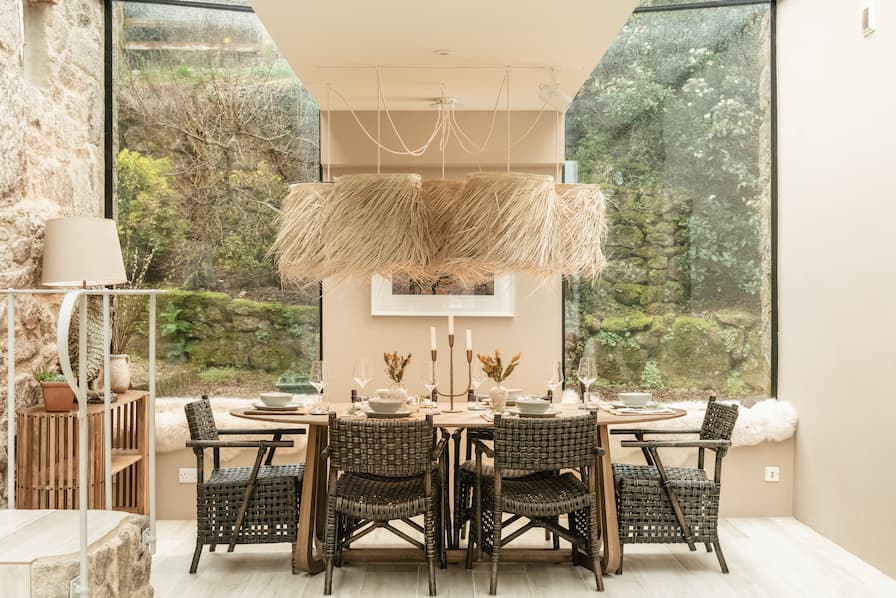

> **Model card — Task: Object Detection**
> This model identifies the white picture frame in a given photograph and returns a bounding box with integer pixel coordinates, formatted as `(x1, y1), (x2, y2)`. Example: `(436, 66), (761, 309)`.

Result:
(371, 273), (515, 317)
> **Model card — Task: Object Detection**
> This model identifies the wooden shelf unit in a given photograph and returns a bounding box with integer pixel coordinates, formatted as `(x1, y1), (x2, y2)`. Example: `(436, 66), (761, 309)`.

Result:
(15, 390), (149, 514)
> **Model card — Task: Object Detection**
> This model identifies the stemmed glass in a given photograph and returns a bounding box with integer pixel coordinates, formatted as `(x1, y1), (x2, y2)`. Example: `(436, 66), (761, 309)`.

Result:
(309, 360), (329, 414)
(422, 369), (439, 398)
(352, 359), (371, 398)
(468, 368), (487, 410)
(577, 357), (597, 400)
(546, 360), (564, 400)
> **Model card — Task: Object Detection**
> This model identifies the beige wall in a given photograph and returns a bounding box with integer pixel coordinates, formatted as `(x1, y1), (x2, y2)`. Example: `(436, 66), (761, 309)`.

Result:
(778, 0), (896, 578)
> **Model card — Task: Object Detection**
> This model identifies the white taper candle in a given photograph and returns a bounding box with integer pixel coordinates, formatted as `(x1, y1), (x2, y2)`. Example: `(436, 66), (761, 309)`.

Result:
(466, 329), (472, 351)
(430, 326), (437, 350)
(448, 314), (454, 335)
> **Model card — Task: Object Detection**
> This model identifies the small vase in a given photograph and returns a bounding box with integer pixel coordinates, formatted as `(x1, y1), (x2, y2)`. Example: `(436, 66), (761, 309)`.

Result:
(385, 382), (408, 403)
(109, 354), (131, 393)
(489, 383), (508, 413)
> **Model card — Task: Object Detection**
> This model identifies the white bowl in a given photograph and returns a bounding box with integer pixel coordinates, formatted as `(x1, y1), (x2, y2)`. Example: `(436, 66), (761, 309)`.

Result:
(516, 397), (550, 414)
(367, 397), (404, 413)
(260, 392), (293, 407)
(618, 392), (652, 408)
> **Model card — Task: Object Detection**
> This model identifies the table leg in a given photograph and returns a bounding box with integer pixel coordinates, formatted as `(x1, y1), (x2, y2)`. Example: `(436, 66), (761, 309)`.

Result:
(597, 424), (620, 574)
(295, 425), (326, 574)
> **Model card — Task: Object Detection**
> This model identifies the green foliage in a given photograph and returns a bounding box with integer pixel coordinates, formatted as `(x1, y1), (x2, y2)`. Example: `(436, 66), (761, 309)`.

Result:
(159, 302), (194, 360)
(719, 327), (739, 353)
(255, 327), (272, 345)
(640, 360), (663, 389)
(37, 371), (65, 382)
(596, 329), (639, 351)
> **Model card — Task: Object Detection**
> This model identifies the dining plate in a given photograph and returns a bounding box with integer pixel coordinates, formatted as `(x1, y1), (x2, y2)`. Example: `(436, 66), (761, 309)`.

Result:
(252, 402), (301, 412)
(363, 409), (412, 419)
(506, 407), (560, 418)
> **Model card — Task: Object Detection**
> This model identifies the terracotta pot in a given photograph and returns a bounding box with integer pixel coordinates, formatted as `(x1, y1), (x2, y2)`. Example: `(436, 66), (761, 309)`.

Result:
(109, 354), (131, 393)
(41, 381), (75, 412)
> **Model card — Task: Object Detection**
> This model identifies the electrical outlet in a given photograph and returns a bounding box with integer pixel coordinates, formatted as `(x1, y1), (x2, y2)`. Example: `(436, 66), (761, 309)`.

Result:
(178, 467), (198, 484)
(764, 466), (780, 483)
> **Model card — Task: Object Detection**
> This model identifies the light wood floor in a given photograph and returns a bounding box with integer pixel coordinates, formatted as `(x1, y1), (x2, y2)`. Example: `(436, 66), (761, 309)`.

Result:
(150, 518), (896, 597)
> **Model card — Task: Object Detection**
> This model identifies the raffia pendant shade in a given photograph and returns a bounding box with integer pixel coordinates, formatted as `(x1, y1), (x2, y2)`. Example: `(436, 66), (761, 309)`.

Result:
(321, 173), (430, 281)
(421, 180), (464, 278)
(439, 172), (559, 285)
(556, 183), (608, 280)
(274, 182), (332, 283)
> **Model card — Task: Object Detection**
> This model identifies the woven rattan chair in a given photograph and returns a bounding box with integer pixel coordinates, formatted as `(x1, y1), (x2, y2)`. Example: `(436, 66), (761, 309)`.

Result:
(184, 397), (306, 573)
(611, 396), (739, 574)
(323, 413), (447, 596)
(466, 412), (605, 594)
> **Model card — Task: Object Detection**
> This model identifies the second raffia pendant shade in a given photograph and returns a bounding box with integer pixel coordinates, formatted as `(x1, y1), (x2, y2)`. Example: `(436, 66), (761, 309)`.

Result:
(274, 172), (607, 285)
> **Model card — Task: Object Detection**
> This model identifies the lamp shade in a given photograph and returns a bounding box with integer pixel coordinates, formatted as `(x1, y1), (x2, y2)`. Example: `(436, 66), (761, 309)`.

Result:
(41, 217), (127, 287)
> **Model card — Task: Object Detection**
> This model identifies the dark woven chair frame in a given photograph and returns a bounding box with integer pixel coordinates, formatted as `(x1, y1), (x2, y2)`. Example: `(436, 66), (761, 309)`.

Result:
(323, 413), (446, 596)
(184, 397), (306, 574)
(611, 395), (739, 574)
(466, 412), (605, 594)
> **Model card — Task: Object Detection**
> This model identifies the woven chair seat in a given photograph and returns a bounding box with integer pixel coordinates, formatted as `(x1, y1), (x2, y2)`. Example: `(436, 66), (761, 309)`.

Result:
(206, 464), (304, 487)
(333, 472), (433, 521)
(612, 463), (707, 484)
(459, 460), (555, 480)
(483, 472), (591, 517)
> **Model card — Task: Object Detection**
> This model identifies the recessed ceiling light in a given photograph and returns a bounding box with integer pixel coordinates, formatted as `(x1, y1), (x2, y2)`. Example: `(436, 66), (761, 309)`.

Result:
(434, 49), (451, 56)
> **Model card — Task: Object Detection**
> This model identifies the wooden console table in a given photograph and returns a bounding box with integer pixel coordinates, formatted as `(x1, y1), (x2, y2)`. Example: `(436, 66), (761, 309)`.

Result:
(15, 390), (149, 514)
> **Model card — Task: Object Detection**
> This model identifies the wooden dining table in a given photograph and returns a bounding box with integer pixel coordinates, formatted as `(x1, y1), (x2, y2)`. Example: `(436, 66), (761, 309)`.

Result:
(230, 402), (685, 575)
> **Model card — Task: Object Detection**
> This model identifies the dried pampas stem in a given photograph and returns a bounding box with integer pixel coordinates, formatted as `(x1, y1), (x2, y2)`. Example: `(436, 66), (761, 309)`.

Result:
(556, 183), (608, 280)
(440, 172), (559, 285)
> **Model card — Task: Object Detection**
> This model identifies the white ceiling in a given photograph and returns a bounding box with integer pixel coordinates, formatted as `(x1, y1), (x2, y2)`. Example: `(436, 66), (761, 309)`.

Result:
(250, 0), (638, 110)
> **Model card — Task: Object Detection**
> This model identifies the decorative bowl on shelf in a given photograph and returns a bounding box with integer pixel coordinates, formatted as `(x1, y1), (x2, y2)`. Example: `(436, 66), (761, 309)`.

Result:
(516, 396), (550, 414)
(618, 392), (652, 408)
(260, 391), (293, 407)
(367, 397), (404, 413)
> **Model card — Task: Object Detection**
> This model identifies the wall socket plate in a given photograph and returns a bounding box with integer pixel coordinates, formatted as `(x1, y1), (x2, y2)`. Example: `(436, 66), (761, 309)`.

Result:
(178, 467), (198, 484)
(764, 466), (780, 482)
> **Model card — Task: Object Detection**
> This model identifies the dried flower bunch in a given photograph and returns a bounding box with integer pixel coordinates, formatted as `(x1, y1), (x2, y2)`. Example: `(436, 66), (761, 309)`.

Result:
(477, 350), (521, 383)
(384, 351), (412, 384)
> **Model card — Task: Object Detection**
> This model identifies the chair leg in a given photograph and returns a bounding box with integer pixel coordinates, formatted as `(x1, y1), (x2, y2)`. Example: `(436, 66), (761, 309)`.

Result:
(552, 519), (560, 550)
(208, 542), (216, 553)
(616, 544), (623, 575)
(588, 507), (604, 592)
(291, 542), (298, 575)
(489, 507), (503, 595)
(712, 539), (729, 574)
(324, 558), (334, 595)
(324, 496), (338, 595)
(425, 498), (438, 596)
(189, 542), (203, 574)
(705, 541), (713, 553)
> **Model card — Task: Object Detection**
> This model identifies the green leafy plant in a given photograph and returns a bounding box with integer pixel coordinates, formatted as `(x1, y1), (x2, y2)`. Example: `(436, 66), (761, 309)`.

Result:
(37, 371), (66, 383)
(640, 360), (663, 389)
(160, 302), (194, 360)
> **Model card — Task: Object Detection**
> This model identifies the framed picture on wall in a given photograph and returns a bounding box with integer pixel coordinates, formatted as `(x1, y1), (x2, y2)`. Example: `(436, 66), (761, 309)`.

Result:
(371, 273), (515, 317)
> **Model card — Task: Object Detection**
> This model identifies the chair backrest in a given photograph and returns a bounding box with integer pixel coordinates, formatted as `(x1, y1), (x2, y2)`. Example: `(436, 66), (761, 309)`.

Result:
(185, 396), (219, 441)
(493, 412), (597, 472)
(327, 413), (434, 477)
(700, 396), (739, 441)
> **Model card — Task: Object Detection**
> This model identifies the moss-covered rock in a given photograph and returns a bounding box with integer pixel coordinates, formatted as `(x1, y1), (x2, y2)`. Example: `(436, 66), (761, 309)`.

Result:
(612, 283), (654, 307)
(607, 225), (644, 249)
(714, 308), (760, 328)
(604, 257), (649, 284)
(647, 256), (668, 269)
(600, 312), (653, 333)
(658, 316), (728, 389)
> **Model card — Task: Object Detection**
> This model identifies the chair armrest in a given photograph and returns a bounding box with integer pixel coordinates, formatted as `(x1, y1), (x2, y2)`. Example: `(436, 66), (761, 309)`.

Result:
(218, 428), (307, 436)
(593, 447), (606, 456)
(620, 439), (731, 449)
(186, 439), (294, 449)
(611, 428), (703, 436)
(472, 438), (494, 458)
(320, 447), (331, 460)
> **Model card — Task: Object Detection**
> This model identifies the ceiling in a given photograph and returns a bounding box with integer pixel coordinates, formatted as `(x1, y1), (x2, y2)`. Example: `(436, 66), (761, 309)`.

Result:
(250, 0), (639, 111)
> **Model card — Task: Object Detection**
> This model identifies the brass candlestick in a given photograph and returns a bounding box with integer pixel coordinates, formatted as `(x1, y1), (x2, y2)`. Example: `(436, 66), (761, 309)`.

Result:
(431, 333), (472, 413)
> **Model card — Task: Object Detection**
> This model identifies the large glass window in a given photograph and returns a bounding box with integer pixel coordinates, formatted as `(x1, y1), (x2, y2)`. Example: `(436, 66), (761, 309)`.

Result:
(113, 1), (321, 397)
(564, 1), (773, 402)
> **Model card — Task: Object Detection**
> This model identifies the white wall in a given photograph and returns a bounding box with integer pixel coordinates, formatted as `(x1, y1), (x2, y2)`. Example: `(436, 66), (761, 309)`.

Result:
(778, 0), (896, 578)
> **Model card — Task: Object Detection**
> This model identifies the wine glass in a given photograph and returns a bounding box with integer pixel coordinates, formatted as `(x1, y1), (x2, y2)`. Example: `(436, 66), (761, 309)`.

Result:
(469, 368), (487, 410)
(422, 369), (439, 400)
(546, 360), (564, 400)
(577, 357), (597, 399)
(352, 358), (371, 397)
(309, 360), (328, 401)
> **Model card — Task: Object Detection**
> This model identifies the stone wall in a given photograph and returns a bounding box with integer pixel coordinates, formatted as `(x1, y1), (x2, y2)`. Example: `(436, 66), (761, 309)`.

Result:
(30, 514), (153, 598)
(0, 0), (105, 507)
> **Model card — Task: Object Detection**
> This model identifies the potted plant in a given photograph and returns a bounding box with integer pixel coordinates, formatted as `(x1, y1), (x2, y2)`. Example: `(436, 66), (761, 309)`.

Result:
(383, 351), (412, 401)
(477, 350), (521, 413)
(37, 370), (75, 412)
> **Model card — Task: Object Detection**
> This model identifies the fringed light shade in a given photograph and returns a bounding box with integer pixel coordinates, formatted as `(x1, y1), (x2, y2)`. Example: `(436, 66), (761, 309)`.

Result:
(421, 179), (464, 277)
(274, 182), (331, 283)
(556, 183), (608, 280)
(439, 172), (559, 285)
